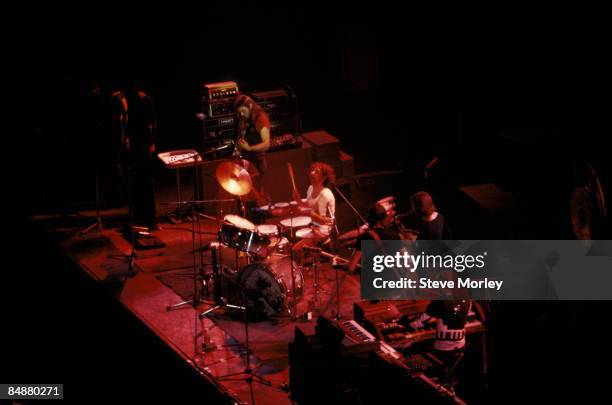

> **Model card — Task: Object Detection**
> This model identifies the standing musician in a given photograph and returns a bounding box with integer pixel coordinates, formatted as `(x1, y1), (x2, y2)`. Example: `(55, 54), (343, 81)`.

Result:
(113, 83), (158, 229)
(129, 85), (158, 229)
(234, 94), (271, 204)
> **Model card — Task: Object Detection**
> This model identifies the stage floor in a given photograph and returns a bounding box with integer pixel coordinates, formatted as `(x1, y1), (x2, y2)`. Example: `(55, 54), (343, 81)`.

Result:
(34, 208), (362, 404)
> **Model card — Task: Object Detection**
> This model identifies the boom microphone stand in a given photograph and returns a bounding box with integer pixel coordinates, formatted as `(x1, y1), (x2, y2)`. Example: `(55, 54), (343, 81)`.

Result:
(334, 185), (368, 227)
(80, 166), (104, 235)
(165, 145), (234, 311)
(328, 207), (343, 320)
(216, 290), (272, 405)
(80, 85), (108, 235)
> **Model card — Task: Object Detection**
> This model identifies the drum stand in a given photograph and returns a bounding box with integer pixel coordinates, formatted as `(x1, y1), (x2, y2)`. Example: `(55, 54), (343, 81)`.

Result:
(308, 249), (328, 313)
(303, 213), (344, 320)
(287, 209), (301, 321)
(166, 205), (219, 312)
(166, 147), (234, 310)
(265, 210), (302, 324)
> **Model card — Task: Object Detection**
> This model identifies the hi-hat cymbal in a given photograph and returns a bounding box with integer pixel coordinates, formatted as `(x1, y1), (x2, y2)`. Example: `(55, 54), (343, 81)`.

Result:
(216, 160), (253, 196)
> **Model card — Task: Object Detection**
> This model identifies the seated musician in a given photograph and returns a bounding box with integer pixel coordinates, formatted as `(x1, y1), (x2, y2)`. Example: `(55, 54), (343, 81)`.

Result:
(293, 162), (336, 224)
(291, 162), (337, 263)
(347, 197), (401, 273)
(400, 300), (472, 383)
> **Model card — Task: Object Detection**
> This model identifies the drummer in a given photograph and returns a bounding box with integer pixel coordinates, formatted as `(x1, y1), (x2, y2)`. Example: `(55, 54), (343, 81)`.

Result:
(293, 162), (336, 225)
(291, 162), (336, 263)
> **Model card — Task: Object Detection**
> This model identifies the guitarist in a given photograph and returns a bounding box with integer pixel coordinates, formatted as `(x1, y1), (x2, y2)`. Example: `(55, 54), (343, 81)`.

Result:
(234, 94), (271, 204)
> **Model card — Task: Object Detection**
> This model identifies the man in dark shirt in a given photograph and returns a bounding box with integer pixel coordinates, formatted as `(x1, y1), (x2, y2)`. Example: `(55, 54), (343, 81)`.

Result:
(348, 197), (401, 273)
(411, 191), (452, 240)
(126, 85), (157, 229)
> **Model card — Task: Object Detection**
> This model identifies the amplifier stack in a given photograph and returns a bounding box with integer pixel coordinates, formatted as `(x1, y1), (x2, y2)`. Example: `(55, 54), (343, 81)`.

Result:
(200, 82), (300, 155)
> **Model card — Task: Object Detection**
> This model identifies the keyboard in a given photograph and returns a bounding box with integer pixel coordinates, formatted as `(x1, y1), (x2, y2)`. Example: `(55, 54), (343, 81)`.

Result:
(157, 150), (203, 169)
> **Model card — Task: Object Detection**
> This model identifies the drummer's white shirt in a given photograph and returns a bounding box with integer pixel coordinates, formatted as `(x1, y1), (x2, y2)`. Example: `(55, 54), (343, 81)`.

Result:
(306, 186), (335, 218)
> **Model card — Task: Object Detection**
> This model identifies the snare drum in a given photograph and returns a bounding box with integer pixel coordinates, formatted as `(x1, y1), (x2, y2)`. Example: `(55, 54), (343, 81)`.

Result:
(257, 224), (290, 253)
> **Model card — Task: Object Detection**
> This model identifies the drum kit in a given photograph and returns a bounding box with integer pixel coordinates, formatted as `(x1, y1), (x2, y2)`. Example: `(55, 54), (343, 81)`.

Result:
(201, 159), (333, 321)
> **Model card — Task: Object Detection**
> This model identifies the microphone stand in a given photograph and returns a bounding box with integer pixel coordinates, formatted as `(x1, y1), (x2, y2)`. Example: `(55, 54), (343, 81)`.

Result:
(165, 145), (234, 312)
(334, 185), (368, 226)
(289, 208), (299, 321)
(215, 290), (273, 405)
(80, 165), (104, 235)
(80, 87), (108, 235)
(328, 206), (343, 320)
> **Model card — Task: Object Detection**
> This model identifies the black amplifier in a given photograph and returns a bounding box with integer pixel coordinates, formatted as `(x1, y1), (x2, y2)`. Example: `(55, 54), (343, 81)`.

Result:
(204, 99), (236, 118)
(252, 88), (296, 116)
(200, 84), (299, 140)
(202, 81), (239, 119)
(202, 115), (238, 140)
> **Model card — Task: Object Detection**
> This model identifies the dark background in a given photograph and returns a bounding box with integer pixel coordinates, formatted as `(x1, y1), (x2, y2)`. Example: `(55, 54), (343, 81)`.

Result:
(15, 5), (611, 226)
(5, 4), (611, 403)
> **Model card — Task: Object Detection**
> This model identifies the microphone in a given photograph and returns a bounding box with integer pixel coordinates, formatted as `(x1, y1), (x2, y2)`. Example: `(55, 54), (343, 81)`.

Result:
(425, 156), (439, 170)
(212, 144), (232, 152)
(394, 210), (414, 219)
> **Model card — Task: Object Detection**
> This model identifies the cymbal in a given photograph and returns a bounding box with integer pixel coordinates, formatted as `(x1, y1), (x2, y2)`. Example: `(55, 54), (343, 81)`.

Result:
(216, 160), (253, 196)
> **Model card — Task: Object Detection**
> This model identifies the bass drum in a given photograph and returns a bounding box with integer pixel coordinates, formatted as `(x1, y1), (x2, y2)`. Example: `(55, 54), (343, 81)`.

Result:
(238, 254), (304, 319)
